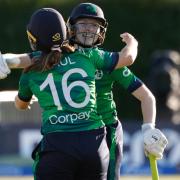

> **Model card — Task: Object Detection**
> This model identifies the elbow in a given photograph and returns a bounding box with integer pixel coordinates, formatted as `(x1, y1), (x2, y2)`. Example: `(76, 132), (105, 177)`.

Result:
(116, 54), (136, 69)
(126, 47), (138, 66)
(150, 93), (156, 105)
(126, 55), (135, 66)
(120, 55), (135, 67)
(14, 95), (29, 110)
(138, 87), (156, 105)
(15, 102), (28, 110)
(145, 91), (156, 106)
(118, 42), (138, 67)
(122, 50), (137, 66)
(126, 49), (138, 66)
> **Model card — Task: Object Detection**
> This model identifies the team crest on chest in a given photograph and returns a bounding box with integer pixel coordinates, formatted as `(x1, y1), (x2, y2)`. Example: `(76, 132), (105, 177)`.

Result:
(95, 70), (103, 80)
(123, 68), (131, 77)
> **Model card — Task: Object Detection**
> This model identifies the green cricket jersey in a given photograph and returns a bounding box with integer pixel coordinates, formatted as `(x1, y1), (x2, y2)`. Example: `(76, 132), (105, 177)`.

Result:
(95, 66), (143, 125)
(18, 48), (119, 134)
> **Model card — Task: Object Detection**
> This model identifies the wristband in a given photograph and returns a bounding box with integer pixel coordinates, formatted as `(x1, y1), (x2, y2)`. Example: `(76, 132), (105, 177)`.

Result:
(142, 123), (155, 133)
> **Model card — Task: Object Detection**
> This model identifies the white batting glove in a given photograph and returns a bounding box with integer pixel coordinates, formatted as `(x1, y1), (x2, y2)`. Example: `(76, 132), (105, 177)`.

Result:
(0, 52), (11, 79)
(142, 123), (168, 159)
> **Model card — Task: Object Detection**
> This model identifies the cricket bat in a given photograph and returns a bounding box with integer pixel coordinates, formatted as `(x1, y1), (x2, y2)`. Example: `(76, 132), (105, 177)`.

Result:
(148, 154), (159, 180)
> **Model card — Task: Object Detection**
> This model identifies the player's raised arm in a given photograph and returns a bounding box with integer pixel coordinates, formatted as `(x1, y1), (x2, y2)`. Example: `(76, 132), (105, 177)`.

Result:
(2, 53), (31, 68)
(115, 32), (138, 69)
(0, 32), (137, 78)
(0, 52), (11, 79)
(0, 53), (32, 79)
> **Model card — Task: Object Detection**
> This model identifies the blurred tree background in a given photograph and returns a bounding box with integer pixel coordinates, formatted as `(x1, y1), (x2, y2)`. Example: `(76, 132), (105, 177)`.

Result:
(0, 0), (180, 121)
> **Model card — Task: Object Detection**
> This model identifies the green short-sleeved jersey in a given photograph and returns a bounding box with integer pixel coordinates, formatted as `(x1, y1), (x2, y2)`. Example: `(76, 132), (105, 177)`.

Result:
(18, 48), (119, 134)
(95, 66), (143, 125)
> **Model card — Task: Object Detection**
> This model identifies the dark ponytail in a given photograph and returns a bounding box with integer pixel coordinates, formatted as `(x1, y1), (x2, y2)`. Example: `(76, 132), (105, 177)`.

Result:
(24, 50), (61, 73)
(24, 43), (75, 73)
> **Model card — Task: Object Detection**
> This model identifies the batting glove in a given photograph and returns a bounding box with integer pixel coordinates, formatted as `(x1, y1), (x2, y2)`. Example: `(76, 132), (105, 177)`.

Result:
(142, 123), (168, 159)
(0, 52), (11, 79)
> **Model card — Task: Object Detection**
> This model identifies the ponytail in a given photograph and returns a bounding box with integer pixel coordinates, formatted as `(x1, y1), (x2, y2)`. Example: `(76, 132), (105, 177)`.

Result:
(23, 50), (61, 73)
(24, 42), (75, 73)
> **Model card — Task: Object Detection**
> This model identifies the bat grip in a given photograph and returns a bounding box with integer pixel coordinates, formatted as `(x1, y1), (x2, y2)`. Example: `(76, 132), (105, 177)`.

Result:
(148, 154), (159, 180)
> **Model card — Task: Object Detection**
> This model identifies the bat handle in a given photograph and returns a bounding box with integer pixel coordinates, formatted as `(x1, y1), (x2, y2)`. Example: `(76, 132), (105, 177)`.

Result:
(148, 154), (159, 180)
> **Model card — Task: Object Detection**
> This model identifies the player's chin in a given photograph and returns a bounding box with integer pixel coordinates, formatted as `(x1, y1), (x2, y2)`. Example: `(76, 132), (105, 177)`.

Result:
(77, 40), (94, 47)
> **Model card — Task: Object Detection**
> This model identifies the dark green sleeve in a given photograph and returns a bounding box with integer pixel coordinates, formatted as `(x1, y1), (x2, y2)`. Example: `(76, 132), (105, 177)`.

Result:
(110, 66), (143, 92)
(18, 73), (33, 102)
(92, 48), (119, 71)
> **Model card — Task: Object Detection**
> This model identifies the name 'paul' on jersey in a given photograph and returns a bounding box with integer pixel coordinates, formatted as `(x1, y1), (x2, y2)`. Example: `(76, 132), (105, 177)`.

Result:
(18, 48), (119, 134)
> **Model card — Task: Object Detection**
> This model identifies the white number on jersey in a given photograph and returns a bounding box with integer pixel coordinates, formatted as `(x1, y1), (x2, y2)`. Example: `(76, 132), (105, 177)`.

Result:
(40, 68), (90, 110)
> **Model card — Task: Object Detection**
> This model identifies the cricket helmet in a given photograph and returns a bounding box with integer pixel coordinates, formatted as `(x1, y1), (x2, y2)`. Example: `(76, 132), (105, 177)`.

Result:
(67, 3), (108, 46)
(27, 8), (67, 52)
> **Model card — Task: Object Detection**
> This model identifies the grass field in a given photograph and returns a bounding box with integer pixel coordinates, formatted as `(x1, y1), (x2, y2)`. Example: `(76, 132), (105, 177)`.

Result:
(0, 176), (179, 180)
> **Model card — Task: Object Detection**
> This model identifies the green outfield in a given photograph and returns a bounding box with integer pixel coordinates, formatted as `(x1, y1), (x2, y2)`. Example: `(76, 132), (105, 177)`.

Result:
(0, 176), (179, 180)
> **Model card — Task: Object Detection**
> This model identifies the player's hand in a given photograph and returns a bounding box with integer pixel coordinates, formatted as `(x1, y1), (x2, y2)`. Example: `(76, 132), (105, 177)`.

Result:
(142, 123), (168, 159)
(0, 52), (11, 79)
(120, 32), (138, 47)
